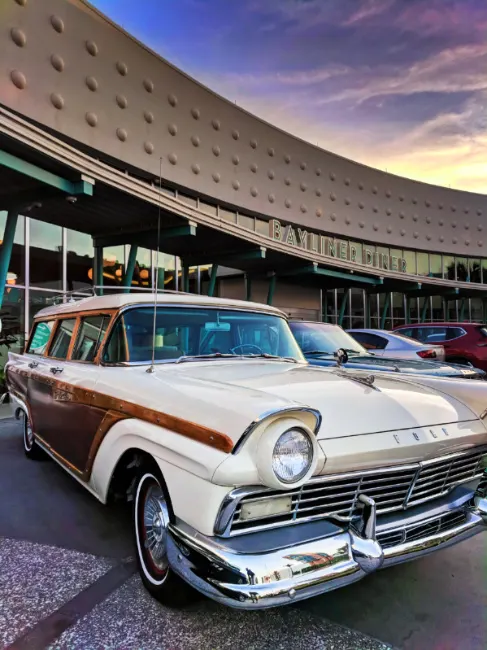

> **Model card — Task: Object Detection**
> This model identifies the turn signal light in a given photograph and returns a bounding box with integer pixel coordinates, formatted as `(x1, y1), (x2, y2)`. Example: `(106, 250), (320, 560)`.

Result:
(417, 349), (437, 359)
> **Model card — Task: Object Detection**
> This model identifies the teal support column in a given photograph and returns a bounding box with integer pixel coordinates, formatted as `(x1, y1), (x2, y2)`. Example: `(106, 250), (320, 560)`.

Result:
(267, 274), (276, 306)
(443, 298), (449, 322)
(459, 298), (466, 321)
(182, 265), (190, 293)
(208, 264), (218, 297)
(94, 246), (103, 296)
(483, 299), (487, 324)
(420, 297), (429, 323)
(380, 292), (391, 329)
(0, 211), (18, 308)
(156, 268), (165, 293)
(245, 275), (252, 301)
(405, 296), (410, 324)
(364, 293), (371, 328)
(323, 292), (328, 323)
(123, 245), (138, 293)
(338, 290), (349, 327)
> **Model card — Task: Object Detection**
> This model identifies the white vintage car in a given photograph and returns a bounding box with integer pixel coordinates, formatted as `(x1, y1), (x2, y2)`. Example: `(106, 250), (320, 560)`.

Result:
(6, 293), (487, 609)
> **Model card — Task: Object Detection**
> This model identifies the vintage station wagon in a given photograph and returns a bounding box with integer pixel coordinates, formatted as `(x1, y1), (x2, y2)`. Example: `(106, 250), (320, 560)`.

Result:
(6, 293), (487, 609)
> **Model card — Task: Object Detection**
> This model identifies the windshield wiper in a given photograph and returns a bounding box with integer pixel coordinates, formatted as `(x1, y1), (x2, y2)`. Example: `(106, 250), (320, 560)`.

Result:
(176, 352), (298, 364)
(303, 349), (335, 355)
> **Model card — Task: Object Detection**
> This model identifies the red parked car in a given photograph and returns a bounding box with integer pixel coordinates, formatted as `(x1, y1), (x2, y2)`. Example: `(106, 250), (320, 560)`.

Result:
(393, 323), (487, 371)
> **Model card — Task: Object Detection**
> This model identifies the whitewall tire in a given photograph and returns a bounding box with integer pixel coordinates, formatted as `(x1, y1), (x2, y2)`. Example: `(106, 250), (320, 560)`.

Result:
(133, 469), (196, 607)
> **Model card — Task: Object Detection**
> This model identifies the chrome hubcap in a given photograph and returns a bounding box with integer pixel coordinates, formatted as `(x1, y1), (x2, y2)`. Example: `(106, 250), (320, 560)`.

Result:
(24, 415), (34, 448)
(143, 484), (169, 572)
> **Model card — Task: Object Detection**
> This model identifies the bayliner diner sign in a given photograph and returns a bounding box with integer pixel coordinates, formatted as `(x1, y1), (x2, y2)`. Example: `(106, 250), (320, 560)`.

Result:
(269, 219), (408, 273)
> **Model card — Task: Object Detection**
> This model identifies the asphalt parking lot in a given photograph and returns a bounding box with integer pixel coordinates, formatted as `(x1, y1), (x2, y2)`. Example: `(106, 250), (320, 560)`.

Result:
(0, 417), (485, 650)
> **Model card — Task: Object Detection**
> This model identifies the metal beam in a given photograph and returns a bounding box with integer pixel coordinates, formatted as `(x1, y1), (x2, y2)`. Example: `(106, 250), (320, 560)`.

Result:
(94, 223), (197, 249)
(184, 246), (266, 268)
(122, 245), (138, 293)
(0, 211), (18, 308)
(0, 150), (94, 196)
(208, 264), (218, 297)
(420, 297), (429, 323)
(267, 274), (277, 306)
(338, 290), (349, 327)
(380, 292), (391, 329)
(406, 286), (460, 299)
(279, 263), (382, 286)
(94, 246), (103, 296)
(371, 282), (422, 294)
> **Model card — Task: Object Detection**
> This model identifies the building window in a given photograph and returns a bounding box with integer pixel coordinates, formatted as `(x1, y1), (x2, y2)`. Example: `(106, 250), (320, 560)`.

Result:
(29, 219), (63, 290)
(417, 252), (429, 276)
(429, 255), (442, 279)
(0, 287), (25, 376)
(66, 229), (94, 292)
(456, 257), (468, 282)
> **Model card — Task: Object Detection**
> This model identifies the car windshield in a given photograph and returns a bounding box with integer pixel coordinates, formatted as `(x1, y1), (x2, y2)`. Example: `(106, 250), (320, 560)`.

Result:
(103, 306), (305, 363)
(289, 322), (367, 356)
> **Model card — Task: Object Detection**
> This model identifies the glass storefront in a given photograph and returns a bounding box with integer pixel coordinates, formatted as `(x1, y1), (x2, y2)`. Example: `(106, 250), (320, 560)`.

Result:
(0, 209), (485, 377)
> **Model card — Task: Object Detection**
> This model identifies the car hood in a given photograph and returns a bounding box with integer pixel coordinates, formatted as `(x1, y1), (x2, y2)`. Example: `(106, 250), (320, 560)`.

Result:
(305, 354), (479, 377)
(149, 361), (483, 442)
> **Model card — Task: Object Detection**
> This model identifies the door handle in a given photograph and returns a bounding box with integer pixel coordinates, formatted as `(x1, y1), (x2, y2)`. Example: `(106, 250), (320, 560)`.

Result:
(50, 366), (64, 375)
(28, 361), (39, 369)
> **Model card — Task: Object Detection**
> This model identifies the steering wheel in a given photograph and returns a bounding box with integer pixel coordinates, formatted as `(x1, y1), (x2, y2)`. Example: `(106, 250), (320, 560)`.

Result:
(230, 343), (264, 355)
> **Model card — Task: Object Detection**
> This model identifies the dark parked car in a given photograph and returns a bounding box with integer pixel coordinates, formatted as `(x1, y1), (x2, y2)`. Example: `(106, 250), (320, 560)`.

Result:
(393, 323), (487, 372)
(289, 321), (486, 379)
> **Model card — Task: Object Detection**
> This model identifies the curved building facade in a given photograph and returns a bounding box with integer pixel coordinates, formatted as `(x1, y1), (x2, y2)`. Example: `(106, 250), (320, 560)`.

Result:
(0, 0), (486, 367)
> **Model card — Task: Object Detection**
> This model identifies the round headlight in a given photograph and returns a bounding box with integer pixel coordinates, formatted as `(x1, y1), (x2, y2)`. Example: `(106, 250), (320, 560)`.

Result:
(272, 428), (313, 484)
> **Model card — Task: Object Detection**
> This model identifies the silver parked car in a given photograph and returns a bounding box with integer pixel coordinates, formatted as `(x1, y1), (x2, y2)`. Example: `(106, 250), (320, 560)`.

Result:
(347, 329), (446, 361)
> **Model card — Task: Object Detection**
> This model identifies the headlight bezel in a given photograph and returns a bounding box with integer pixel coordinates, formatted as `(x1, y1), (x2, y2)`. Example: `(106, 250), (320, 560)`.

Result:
(255, 417), (319, 490)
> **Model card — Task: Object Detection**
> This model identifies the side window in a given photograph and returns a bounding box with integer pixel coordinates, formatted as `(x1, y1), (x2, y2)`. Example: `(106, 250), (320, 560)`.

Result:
(396, 328), (413, 338)
(446, 327), (466, 340)
(103, 317), (128, 363)
(72, 315), (110, 362)
(352, 332), (387, 350)
(27, 321), (54, 355)
(49, 319), (77, 360)
(424, 327), (447, 343)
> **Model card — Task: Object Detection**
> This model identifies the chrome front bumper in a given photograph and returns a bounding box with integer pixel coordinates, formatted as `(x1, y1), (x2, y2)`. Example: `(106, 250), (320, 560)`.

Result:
(167, 490), (487, 610)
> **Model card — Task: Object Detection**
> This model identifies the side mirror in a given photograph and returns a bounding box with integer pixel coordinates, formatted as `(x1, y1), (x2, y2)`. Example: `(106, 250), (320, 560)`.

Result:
(334, 348), (349, 366)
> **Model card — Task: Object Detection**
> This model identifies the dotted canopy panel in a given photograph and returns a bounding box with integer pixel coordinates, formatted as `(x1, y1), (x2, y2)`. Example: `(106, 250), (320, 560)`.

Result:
(1, 0), (486, 256)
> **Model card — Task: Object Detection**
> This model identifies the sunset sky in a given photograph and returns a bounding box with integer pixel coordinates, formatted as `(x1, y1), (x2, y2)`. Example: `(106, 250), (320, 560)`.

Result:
(92, 0), (487, 195)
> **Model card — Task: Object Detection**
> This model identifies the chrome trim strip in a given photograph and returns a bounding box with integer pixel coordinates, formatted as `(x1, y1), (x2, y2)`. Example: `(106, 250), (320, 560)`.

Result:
(231, 406), (322, 455)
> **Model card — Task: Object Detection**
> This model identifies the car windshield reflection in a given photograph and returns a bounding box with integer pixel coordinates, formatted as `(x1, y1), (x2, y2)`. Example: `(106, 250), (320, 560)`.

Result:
(103, 306), (305, 364)
(289, 322), (366, 357)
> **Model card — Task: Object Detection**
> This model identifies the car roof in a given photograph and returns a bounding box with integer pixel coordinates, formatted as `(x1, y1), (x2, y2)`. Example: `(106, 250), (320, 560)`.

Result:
(35, 292), (286, 319)
(289, 320), (339, 326)
(396, 322), (478, 328)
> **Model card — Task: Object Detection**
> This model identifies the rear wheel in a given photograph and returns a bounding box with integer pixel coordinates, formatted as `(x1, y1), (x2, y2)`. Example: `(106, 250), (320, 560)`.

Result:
(22, 411), (43, 460)
(133, 469), (196, 608)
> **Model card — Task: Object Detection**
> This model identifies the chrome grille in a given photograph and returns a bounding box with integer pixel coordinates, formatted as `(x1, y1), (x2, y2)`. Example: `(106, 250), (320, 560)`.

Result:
(377, 510), (468, 549)
(408, 449), (485, 505)
(227, 446), (485, 535)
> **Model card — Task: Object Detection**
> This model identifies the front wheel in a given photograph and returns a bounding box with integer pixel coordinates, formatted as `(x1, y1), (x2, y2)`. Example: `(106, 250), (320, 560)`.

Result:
(22, 411), (43, 460)
(133, 470), (196, 607)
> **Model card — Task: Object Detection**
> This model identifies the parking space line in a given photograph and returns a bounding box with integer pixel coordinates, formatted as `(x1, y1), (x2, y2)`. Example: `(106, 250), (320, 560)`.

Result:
(5, 558), (137, 650)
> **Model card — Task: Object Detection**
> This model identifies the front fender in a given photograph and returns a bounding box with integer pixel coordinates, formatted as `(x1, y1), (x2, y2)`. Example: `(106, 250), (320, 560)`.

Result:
(90, 418), (232, 536)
